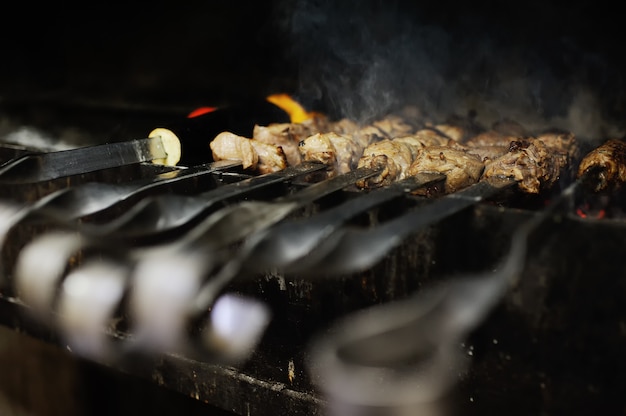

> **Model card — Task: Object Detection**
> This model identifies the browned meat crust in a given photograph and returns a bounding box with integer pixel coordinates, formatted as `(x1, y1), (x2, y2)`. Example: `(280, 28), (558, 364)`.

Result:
(577, 139), (626, 192)
(465, 145), (508, 163)
(298, 132), (362, 176)
(355, 127), (469, 189)
(464, 130), (522, 148)
(536, 130), (580, 169)
(210, 131), (287, 174)
(482, 138), (561, 194)
(407, 146), (485, 193)
(355, 139), (415, 188)
(253, 118), (326, 166)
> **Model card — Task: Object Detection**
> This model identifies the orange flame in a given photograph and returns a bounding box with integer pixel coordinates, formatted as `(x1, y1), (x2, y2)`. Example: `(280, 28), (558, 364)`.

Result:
(266, 93), (320, 123)
(187, 95), (319, 123)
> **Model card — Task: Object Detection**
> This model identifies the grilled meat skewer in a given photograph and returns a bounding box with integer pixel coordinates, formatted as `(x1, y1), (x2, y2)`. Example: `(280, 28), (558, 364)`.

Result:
(209, 131), (287, 174)
(407, 146), (485, 193)
(576, 138), (626, 192)
(355, 129), (462, 189)
(252, 116), (328, 166)
(297, 115), (421, 178)
(482, 138), (562, 194)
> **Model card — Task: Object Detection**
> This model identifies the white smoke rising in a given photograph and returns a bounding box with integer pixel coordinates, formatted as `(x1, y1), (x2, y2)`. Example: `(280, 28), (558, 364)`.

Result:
(277, 0), (626, 140)
(0, 116), (90, 151)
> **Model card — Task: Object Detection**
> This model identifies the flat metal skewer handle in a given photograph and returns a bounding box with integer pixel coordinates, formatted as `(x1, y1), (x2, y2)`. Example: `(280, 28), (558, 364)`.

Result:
(0, 135), (178, 184)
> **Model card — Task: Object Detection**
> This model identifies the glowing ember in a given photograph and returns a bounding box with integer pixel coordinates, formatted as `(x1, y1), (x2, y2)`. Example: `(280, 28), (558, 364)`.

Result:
(187, 106), (218, 118)
(576, 203), (606, 219)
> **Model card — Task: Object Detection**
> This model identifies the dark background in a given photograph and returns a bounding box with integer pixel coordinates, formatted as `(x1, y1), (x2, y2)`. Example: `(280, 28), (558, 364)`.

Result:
(0, 0), (624, 136)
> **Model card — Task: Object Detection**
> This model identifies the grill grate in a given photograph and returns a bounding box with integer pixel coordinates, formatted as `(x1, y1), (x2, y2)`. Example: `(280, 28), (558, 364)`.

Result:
(0, 103), (625, 416)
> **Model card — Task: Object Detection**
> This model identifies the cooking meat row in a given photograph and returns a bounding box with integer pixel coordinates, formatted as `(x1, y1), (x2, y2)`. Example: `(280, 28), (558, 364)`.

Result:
(208, 110), (623, 195)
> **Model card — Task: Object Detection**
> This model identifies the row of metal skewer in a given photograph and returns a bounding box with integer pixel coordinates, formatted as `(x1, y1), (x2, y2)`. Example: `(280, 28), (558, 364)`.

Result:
(0, 114), (620, 414)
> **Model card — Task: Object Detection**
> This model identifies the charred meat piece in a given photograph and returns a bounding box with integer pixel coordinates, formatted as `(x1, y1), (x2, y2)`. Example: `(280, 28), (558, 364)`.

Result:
(577, 138), (626, 192)
(296, 115), (418, 178)
(252, 117), (326, 166)
(482, 138), (561, 194)
(407, 146), (485, 193)
(355, 129), (461, 189)
(536, 130), (580, 169)
(355, 139), (415, 188)
(298, 132), (363, 176)
(210, 131), (287, 174)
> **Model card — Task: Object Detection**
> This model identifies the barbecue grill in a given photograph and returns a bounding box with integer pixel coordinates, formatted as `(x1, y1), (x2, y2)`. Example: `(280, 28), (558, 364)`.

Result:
(2, 2), (626, 416)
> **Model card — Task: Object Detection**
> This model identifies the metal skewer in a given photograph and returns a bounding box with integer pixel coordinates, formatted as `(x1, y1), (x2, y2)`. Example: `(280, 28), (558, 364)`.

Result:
(0, 135), (178, 184)
(0, 143), (39, 167)
(33, 159), (240, 222)
(306, 179), (579, 412)
(78, 162), (328, 240)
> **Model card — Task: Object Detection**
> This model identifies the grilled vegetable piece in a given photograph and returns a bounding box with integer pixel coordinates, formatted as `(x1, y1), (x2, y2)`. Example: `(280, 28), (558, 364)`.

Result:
(482, 138), (561, 194)
(577, 138), (626, 192)
(407, 146), (485, 193)
(210, 131), (287, 174)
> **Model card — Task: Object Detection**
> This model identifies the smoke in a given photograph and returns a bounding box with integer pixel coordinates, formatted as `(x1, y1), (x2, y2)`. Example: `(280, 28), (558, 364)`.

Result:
(275, 0), (626, 139)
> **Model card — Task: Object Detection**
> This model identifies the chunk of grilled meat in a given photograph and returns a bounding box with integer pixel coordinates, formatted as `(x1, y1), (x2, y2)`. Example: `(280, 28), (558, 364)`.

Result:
(355, 139), (415, 188)
(355, 129), (460, 189)
(465, 145), (509, 163)
(536, 130), (580, 169)
(577, 138), (626, 192)
(482, 138), (561, 194)
(298, 132), (363, 176)
(252, 117), (327, 166)
(464, 130), (522, 148)
(297, 115), (420, 178)
(210, 131), (287, 174)
(407, 146), (485, 193)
